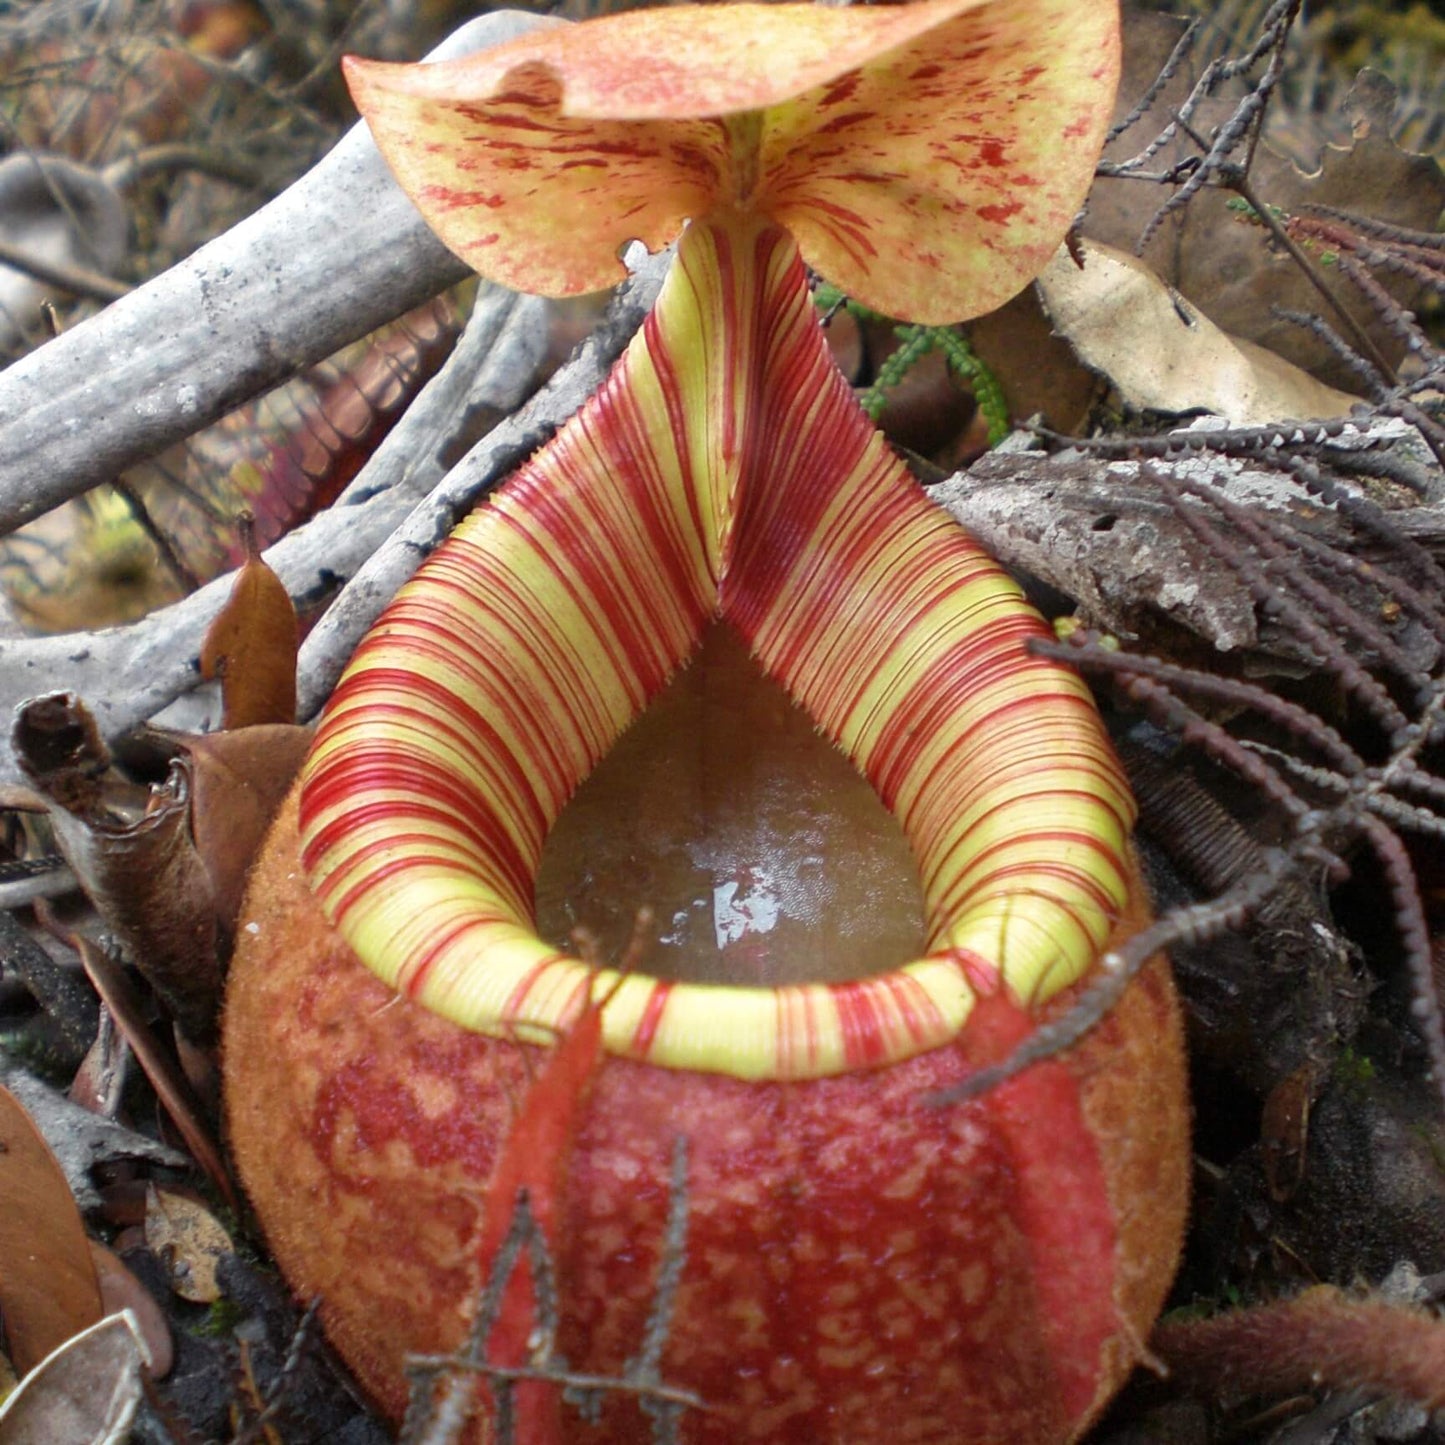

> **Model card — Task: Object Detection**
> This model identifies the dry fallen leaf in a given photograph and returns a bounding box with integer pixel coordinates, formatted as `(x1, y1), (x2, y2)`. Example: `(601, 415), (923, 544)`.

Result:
(0, 1083), (103, 1375)
(14, 693), (222, 1041)
(143, 1184), (233, 1305)
(1036, 240), (1362, 425)
(0, 1310), (149, 1445)
(1093, 20), (1445, 390)
(87, 1242), (173, 1380)
(171, 724), (312, 930)
(199, 512), (299, 730)
(13, 692), (309, 1043)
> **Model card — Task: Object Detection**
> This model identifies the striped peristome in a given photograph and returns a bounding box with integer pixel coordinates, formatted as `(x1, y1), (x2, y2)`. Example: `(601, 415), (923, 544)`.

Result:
(298, 214), (1136, 1082)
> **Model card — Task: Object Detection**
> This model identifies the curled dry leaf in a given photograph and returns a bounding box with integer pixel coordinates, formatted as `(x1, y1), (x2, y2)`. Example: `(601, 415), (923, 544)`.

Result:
(14, 693), (221, 1041)
(0, 1310), (150, 1445)
(1036, 240), (1362, 425)
(68, 1008), (128, 1119)
(143, 1185), (233, 1305)
(199, 513), (299, 731)
(12, 689), (309, 1043)
(174, 725), (312, 931)
(9, 691), (110, 821)
(0, 1083), (103, 1375)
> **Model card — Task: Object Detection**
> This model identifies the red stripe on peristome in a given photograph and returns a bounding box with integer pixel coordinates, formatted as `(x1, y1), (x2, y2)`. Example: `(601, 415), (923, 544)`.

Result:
(303, 692), (551, 868)
(832, 980), (892, 1070)
(629, 979), (672, 1058)
(319, 844), (512, 935)
(880, 970), (947, 1047)
(333, 650), (575, 809)
(305, 788), (534, 919)
(395, 910), (510, 997)
(438, 541), (631, 765)
(932, 831), (1128, 914)
(386, 614), (588, 809)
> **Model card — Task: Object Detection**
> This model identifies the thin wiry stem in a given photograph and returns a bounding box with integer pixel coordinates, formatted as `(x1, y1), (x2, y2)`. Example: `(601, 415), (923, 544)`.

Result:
(1104, 18), (1202, 147)
(1149, 465), (1415, 744)
(1034, 634), (1365, 777)
(950, 408), (1445, 1113)
(401, 1149), (702, 1444)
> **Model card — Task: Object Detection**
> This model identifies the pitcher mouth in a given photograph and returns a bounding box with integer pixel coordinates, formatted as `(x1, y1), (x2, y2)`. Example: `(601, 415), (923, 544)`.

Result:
(532, 620), (928, 992)
(296, 219), (1137, 1083)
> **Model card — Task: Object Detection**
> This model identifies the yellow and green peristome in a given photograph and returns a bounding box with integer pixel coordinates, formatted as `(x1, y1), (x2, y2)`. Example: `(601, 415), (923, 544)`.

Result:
(297, 0), (1130, 1085)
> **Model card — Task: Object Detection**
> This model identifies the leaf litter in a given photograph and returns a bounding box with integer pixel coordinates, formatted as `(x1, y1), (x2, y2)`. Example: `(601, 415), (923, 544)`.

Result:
(0, 1), (1443, 1442)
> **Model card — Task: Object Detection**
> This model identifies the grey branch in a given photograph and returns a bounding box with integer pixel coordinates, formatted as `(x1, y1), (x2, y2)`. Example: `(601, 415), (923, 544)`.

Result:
(0, 248), (664, 784)
(0, 11), (550, 537)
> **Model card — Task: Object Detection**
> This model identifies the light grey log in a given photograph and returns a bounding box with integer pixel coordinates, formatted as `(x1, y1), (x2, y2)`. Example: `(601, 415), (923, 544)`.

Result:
(0, 256), (657, 785)
(0, 12), (559, 537)
(0, 279), (537, 777)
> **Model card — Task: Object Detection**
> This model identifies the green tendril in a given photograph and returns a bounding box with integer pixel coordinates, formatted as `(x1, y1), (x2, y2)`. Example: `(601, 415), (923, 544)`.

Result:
(813, 283), (1010, 447)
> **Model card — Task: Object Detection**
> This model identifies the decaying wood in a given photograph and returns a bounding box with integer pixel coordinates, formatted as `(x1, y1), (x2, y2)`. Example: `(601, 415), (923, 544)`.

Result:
(934, 434), (1445, 659)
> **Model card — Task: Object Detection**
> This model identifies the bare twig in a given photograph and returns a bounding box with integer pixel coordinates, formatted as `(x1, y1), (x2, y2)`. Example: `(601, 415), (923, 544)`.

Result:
(0, 12), (552, 535)
(0, 235), (129, 301)
(403, 1138), (700, 1445)
(0, 247), (668, 779)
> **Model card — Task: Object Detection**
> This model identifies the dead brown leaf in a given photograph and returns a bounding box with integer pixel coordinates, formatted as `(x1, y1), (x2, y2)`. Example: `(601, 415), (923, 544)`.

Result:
(8, 692), (110, 821)
(0, 1310), (149, 1444)
(200, 512), (298, 730)
(67, 1007), (127, 1118)
(87, 1242), (173, 1380)
(13, 693), (310, 1042)
(1036, 240), (1362, 424)
(174, 724), (312, 930)
(0, 1083), (102, 1375)
(14, 693), (222, 1040)
(143, 1185), (233, 1305)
